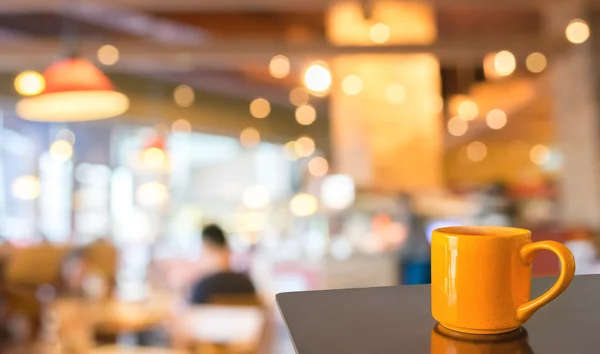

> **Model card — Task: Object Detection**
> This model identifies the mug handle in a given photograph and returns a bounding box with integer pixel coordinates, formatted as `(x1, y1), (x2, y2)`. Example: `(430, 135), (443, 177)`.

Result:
(516, 241), (576, 322)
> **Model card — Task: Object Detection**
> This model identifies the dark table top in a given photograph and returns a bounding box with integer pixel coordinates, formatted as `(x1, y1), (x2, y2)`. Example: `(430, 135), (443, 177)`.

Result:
(277, 274), (600, 354)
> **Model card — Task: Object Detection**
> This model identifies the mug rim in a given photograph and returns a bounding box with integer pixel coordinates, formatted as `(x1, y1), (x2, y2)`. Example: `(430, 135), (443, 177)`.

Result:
(433, 226), (530, 238)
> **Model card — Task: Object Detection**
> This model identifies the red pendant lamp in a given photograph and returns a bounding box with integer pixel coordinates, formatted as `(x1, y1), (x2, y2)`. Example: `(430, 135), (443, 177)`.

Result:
(16, 57), (129, 122)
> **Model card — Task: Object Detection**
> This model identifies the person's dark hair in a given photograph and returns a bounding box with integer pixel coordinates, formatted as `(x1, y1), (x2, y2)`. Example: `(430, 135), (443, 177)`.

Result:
(202, 224), (228, 249)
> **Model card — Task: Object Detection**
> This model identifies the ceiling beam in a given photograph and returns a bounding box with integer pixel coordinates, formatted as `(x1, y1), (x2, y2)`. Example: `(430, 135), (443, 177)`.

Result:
(0, 36), (569, 68)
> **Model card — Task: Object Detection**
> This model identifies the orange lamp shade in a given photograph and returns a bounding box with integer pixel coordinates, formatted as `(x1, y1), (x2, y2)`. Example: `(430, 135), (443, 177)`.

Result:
(16, 58), (129, 122)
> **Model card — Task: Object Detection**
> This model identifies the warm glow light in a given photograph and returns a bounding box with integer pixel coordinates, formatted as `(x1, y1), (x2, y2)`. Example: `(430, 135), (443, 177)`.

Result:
(295, 104), (317, 125)
(143, 147), (165, 168)
(385, 83), (406, 104)
(566, 19), (590, 44)
(269, 55), (290, 79)
(97, 45), (119, 66)
(369, 22), (391, 44)
(458, 100), (479, 120)
(486, 109), (507, 130)
(530, 144), (551, 165)
(304, 62), (332, 95)
(295, 136), (315, 157)
(289, 193), (318, 217)
(466, 141), (487, 162)
(283, 141), (299, 160)
(447, 116), (468, 136)
(55, 129), (75, 144)
(494, 50), (516, 77)
(289, 87), (310, 106)
(249, 98), (271, 119)
(308, 157), (329, 177)
(173, 85), (195, 107)
(321, 174), (355, 210)
(49, 140), (73, 162)
(136, 181), (168, 206)
(240, 127), (260, 148)
(171, 119), (192, 133)
(341, 74), (363, 96)
(242, 185), (271, 209)
(18, 91), (129, 122)
(526, 53), (547, 73)
(14, 71), (45, 96)
(12, 175), (41, 200)
(483, 53), (501, 80)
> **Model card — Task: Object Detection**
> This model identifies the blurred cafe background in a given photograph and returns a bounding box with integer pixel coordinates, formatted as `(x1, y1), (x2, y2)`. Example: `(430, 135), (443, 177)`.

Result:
(0, 0), (599, 352)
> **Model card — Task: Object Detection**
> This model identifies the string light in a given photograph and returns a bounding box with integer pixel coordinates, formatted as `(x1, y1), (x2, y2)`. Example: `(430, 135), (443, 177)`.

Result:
(486, 109), (507, 130)
(369, 23), (391, 44)
(289, 87), (310, 106)
(14, 71), (45, 96)
(283, 141), (299, 161)
(566, 19), (590, 44)
(249, 98), (271, 119)
(308, 157), (329, 177)
(97, 45), (119, 66)
(447, 117), (468, 137)
(136, 181), (168, 206)
(342, 75), (363, 96)
(526, 53), (547, 73)
(530, 144), (551, 165)
(295, 104), (317, 125)
(242, 185), (270, 209)
(458, 100), (479, 120)
(55, 129), (75, 144)
(171, 119), (192, 133)
(295, 136), (315, 157)
(173, 85), (195, 107)
(466, 141), (487, 162)
(49, 140), (74, 162)
(269, 55), (290, 78)
(290, 193), (318, 217)
(304, 62), (332, 95)
(494, 51), (516, 77)
(240, 128), (260, 148)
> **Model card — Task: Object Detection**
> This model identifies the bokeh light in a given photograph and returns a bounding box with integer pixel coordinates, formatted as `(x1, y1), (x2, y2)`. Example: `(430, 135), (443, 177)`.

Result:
(295, 104), (317, 125)
(466, 141), (487, 162)
(283, 141), (299, 161)
(295, 136), (315, 157)
(240, 127), (260, 148)
(171, 119), (192, 133)
(97, 44), (119, 66)
(447, 116), (468, 136)
(530, 144), (551, 165)
(304, 62), (332, 94)
(486, 109), (507, 130)
(566, 19), (590, 44)
(494, 50), (516, 77)
(242, 185), (271, 210)
(458, 100), (479, 120)
(173, 85), (195, 107)
(249, 98), (271, 119)
(14, 71), (45, 96)
(136, 181), (168, 206)
(385, 83), (406, 104)
(526, 52), (547, 73)
(55, 129), (75, 144)
(321, 174), (355, 210)
(308, 157), (329, 177)
(269, 55), (290, 79)
(289, 87), (310, 106)
(143, 147), (165, 168)
(12, 175), (41, 200)
(290, 193), (318, 217)
(49, 140), (74, 162)
(369, 22), (391, 44)
(342, 74), (363, 96)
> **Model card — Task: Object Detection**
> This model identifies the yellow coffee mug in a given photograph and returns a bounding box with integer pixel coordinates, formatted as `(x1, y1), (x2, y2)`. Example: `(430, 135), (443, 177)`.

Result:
(431, 226), (575, 334)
